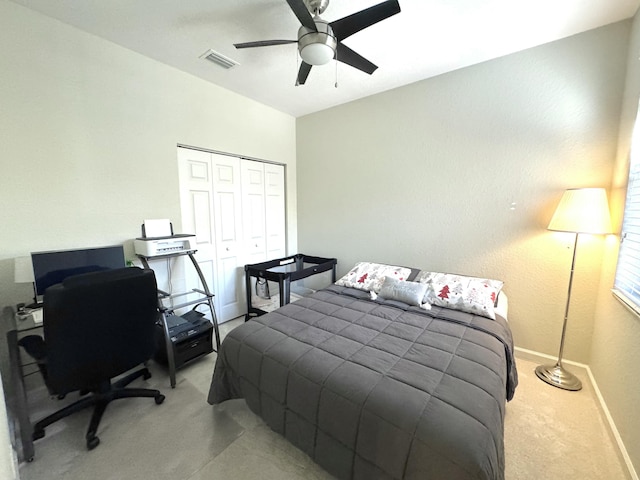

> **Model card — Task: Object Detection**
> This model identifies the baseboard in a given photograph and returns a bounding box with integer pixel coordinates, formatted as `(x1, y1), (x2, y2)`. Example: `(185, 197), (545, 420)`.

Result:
(514, 346), (589, 371)
(514, 347), (638, 480)
(585, 367), (638, 480)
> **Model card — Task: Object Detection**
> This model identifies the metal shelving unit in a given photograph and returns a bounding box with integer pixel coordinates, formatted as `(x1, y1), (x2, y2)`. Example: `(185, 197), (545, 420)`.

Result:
(137, 250), (220, 388)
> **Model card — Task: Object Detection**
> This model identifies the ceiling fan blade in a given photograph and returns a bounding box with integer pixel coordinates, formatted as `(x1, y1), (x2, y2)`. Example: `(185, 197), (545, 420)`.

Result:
(286, 0), (317, 31)
(330, 0), (401, 42)
(296, 62), (313, 86)
(335, 43), (378, 75)
(234, 40), (297, 49)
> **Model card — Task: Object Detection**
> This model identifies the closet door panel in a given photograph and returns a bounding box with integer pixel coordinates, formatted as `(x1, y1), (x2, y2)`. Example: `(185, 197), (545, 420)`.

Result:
(212, 154), (245, 321)
(241, 160), (267, 264)
(178, 148), (216, 307)
(265, 163), (286, 260)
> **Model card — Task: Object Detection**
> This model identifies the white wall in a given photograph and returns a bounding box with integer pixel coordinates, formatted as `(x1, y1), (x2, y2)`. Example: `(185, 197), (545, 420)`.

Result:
(297, 21), (629, 365)
(0, 0), (297, 470)
(0, 0), (297, 317)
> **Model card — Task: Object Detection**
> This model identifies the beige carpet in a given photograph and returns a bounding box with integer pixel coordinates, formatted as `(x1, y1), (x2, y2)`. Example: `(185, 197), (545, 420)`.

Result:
(17, 319), (631, 480)
(504, 355), (629, 479)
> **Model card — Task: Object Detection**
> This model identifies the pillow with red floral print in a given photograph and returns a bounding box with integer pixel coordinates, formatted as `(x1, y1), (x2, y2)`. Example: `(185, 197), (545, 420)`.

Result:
(335, 262), (412, 293)
(416, 272), (503, 320)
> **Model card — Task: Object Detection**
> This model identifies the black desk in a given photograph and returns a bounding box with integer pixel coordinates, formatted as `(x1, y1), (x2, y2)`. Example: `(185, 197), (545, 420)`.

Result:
(5, 306), (43, 462)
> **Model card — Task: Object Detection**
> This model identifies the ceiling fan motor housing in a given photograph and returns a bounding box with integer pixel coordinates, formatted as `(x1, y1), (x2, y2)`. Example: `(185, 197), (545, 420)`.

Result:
(298, 19), (337, 65)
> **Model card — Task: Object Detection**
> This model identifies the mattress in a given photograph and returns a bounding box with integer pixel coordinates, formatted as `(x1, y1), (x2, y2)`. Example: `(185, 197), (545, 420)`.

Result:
(208, 284), (517, 480)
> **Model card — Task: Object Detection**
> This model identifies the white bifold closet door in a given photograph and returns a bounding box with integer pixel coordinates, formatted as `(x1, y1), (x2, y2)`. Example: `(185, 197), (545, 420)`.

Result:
(264, 163), (286, 261)
(177, 148), (219, 318)
(241, 160), (267, 265)
(241, 160), (287, 264)
(178, 147), (285, 322)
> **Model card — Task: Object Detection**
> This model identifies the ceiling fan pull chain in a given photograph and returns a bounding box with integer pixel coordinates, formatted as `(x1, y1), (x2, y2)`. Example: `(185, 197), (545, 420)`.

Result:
(335, 59), (338, 88)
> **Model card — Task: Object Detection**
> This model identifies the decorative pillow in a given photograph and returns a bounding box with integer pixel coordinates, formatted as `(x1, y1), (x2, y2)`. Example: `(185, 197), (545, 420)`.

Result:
(377, 276), (428, 307)
(335, 262), (412, 293)
(415, 271), (504, 292)
(415, 271), (503, 320)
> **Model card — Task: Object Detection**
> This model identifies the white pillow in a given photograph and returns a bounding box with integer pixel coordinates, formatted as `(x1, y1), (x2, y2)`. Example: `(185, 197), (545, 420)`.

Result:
(416, 271), (503, 320)
(377, 276), (428, 307)
(415, 271), (504, 293)
(335, 262), (412, 293)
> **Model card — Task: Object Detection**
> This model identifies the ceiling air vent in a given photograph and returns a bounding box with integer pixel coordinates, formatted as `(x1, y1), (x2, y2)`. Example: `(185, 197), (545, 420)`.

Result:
(200, 49), (239, 69)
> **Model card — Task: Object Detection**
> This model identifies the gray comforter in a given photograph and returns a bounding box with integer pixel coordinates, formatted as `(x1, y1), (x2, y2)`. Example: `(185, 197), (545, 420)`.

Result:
(208, 285), (517, 480)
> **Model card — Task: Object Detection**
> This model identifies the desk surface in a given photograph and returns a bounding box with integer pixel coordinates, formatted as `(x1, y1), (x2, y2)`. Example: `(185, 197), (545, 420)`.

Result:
(14, 308), (43, 332)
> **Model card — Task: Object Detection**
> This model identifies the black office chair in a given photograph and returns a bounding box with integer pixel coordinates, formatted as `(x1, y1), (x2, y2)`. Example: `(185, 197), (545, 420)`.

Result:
(19, 267), (165, 451)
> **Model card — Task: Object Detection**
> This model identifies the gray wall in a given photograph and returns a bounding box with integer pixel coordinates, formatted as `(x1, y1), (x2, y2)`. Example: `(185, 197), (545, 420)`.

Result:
(592, 9), (640, 474)
(298, 18), (639, 475)
(297, 21), (629, 364)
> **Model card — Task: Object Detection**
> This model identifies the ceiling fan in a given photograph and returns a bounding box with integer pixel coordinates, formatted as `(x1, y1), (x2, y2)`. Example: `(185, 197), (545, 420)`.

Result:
(233, 0), (401, 85)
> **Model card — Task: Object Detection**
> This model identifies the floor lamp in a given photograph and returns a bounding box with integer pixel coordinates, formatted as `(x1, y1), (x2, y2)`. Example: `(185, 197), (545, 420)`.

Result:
(535, 188), (612, 391)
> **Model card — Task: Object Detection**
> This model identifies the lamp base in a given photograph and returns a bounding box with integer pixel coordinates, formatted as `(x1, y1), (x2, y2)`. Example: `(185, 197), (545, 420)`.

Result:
(535, 364), (582, 391)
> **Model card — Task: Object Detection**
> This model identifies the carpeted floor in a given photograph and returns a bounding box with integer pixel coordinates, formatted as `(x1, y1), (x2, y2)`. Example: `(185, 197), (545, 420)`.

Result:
(17, 318), (631, 480)
(504, 354), (629, 479)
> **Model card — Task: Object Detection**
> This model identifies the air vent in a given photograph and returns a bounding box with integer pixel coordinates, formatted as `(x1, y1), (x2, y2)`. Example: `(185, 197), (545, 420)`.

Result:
(199, 49), (239, 69)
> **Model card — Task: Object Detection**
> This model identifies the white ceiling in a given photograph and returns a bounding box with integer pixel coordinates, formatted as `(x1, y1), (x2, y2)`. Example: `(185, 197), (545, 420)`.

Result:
(9, 0), (640, 117)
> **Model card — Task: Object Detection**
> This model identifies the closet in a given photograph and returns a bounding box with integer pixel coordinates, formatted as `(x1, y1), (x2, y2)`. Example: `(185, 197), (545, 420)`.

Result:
(177, 147), (285, 322)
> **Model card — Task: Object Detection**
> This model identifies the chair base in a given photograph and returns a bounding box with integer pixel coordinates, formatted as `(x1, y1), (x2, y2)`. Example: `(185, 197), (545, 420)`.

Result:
(32, 367), (165, 450)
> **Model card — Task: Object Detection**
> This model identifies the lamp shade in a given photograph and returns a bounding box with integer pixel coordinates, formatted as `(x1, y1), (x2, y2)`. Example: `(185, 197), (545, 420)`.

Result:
(14, 256), (34, 283)
(548, 188), (612, 234)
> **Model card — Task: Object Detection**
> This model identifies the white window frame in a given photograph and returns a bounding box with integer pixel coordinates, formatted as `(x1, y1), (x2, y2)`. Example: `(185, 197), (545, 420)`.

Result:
(613, 106), (640, 316)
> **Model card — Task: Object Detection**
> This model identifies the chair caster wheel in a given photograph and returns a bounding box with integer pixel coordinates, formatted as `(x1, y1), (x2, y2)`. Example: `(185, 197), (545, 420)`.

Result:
(155, 394), (165, 405)
(143, 370), (152, 380)
(32, 429), (45, 441)
(87, 436), (100, 450)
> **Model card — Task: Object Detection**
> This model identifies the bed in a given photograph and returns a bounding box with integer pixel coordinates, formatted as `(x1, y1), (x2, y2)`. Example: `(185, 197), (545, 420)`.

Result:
(208, 263), (518, 480)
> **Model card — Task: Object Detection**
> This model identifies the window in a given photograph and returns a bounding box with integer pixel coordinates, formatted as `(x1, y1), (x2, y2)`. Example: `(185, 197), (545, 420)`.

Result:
(613, 108), (640, 315)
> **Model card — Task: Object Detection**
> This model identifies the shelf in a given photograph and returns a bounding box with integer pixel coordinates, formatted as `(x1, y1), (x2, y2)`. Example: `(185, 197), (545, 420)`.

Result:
(137, 250), (220, 388)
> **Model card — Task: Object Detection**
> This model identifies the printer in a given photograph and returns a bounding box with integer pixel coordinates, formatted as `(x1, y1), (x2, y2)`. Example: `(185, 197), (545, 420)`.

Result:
(134, 234), (196, 257)
(154, 312), (214, 369)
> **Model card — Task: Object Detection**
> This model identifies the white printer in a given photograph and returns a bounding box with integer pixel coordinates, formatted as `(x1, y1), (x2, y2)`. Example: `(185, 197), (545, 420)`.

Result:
(134, 234), (196, 257)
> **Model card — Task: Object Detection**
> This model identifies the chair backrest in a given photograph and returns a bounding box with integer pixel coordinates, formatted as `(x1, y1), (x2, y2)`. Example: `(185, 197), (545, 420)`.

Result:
(43, 267), (159, 394)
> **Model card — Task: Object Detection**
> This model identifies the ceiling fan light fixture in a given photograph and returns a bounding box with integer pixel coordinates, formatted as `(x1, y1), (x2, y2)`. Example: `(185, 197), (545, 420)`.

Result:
(297, 20), (337, 66)
(300, 42), (334, 65)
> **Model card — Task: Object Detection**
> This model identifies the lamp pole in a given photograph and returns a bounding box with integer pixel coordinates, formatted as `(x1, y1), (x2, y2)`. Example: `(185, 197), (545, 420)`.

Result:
(535, 232), (582, 391)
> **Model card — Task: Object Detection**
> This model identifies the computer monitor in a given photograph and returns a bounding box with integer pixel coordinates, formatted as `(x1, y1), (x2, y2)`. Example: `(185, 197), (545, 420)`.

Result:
(31, 245), (126, 300)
